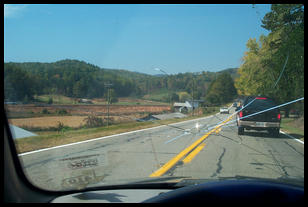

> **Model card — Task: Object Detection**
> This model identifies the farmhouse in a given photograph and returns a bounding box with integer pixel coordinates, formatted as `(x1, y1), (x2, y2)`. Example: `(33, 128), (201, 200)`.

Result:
(173, 100), (203, 113)
(78, 99), (93, 104)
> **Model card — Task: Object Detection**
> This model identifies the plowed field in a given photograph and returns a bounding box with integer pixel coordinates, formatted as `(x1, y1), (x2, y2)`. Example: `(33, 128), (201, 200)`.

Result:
(7, 104), (171, 128)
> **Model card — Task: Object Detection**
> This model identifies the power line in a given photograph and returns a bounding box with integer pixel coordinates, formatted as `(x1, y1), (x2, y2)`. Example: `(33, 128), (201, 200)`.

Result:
(273, 53), (289, 89)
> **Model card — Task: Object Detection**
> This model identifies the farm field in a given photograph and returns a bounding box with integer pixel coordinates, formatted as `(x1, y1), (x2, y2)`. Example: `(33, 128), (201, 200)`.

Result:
(6, 102), (171, 129)
(6, 103), (170, 116)
(8, 114), (149, 129)
(34, 94), (168, 105)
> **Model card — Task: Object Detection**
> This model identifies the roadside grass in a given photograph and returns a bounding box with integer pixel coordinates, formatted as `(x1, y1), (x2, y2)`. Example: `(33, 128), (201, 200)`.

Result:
(14, 108), (220, 154)
(280, 117), (304, 142)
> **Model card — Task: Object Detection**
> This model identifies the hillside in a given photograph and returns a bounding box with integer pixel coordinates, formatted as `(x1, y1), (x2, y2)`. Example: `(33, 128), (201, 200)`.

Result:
(4, 59), (238, 102)
(217, 68), (239, 79)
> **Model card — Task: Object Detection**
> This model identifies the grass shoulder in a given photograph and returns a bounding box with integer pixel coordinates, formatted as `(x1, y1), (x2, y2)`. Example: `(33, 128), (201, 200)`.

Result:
(280, 116), (304, 142)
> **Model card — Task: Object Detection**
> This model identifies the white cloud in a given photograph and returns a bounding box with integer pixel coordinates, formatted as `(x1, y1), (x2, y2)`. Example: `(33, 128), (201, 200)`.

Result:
(4, 4), (28, 18)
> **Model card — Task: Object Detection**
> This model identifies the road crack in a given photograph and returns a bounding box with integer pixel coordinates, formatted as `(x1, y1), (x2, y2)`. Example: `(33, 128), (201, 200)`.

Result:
(268, 150), (289, 177)
(210, 147), (226, 178)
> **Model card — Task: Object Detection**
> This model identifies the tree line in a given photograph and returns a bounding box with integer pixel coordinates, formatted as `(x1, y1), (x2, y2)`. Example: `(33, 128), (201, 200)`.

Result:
(235, 4), (304, 116)
(4, 59), (238, 105)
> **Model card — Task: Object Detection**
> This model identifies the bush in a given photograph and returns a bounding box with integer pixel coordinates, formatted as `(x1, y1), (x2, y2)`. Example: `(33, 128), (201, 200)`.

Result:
(202, 107), (217, 114)
(48, 97), (53, 104)
(84, 115), (104, 128)
(42, 108), (50, 114)
(57, 109), (68, 115)
(56, 121), (64, 131)
(56, 121), (71, 133)
(23, 95), (31, 104)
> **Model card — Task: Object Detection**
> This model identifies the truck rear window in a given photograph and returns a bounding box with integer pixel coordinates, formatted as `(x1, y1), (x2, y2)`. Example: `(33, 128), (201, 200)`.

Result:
(244, 98), (276, 110)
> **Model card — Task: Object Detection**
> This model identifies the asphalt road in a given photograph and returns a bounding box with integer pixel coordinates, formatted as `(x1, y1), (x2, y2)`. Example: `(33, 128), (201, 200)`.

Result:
(18, 107), (304, 191)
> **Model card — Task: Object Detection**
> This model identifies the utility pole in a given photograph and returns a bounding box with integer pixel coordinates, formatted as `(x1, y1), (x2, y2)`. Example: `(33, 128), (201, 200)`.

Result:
(154, 68), (172, 109)
(191, 74), (197, 117)
(104, 83), (113, 127)
(192, 79), (194, 116)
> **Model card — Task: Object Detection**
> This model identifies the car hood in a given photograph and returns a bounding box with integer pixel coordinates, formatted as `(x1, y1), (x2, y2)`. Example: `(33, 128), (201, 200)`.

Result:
(86, 175), (304, 191)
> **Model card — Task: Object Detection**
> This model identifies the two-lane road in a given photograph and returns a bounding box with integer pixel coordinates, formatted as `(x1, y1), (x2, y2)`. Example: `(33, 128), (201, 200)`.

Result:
(18, 108), (304, 191)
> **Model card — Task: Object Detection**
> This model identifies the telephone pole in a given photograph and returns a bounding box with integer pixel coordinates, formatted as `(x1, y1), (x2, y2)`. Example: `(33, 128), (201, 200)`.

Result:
(104, 83), (113, 126)
(192, 79), (194, 116)
(154, 68), (171, 107)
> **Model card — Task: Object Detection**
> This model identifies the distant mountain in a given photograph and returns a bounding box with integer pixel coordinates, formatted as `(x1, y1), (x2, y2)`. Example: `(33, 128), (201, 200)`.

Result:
(4, 59), (239, 102)
(153, 74), (168, 77)
(5, 59), (238, 79)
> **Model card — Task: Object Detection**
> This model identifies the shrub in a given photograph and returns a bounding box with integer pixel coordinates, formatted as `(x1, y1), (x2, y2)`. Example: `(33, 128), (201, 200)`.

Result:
(42, 109), (50, 114)
(56, 121), (64, 131)
(84, 115), (104, 128)
(48, 97), (53, 104)
(57, 109), (68, 115)
(55, 121), (71, 133)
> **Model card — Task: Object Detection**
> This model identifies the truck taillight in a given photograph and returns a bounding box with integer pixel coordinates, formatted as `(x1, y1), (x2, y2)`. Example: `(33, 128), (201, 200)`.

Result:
(277, 113), (281, 120)
(239, 111), (243, 118)
(256, 97), (267, 100)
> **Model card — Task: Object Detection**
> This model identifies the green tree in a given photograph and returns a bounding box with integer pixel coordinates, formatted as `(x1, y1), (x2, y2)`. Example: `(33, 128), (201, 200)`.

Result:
(235, 4), (304, 116)
(170, 92), (179, 103)
(179, 92), (191, 102)
(205, 73), (237, 105)
(4, 65), (35, 102)
(48, 97), (53, 104)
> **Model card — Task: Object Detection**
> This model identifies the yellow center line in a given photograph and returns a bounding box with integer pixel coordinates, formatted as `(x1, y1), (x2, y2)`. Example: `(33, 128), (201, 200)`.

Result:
(149, 113), (235, 177)
(215, 127), (222, 134)
(182, 143), (206, 164)
(149, 130), (213, 177)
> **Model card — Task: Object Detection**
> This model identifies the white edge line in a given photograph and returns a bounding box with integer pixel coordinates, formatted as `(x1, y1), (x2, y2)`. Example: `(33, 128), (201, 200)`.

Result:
(18, 114), (215, 157)
(280, 130), (304, 144)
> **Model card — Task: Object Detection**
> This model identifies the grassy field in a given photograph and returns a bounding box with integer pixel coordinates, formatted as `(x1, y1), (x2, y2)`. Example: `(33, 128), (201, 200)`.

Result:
(34, 94), (168, 106)
(34, 94), (76, 104)
(9, 114), (148, 130)
(280, 117), (304, 142)
(142, 90), (169, 102)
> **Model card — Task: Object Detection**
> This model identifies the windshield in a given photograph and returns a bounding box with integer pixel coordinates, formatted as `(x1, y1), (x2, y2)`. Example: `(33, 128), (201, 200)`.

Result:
(4, 4), (304, 192)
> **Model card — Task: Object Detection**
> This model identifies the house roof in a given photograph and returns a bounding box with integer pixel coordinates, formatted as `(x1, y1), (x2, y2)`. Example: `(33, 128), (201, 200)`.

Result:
(173, 101), (193, 108)
(173, 102), (188, 107)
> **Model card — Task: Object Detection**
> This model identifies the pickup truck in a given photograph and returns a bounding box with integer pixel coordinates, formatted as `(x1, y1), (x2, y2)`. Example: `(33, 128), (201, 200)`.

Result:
(236, 96), (281, 137)
(220, 107), (229, 114)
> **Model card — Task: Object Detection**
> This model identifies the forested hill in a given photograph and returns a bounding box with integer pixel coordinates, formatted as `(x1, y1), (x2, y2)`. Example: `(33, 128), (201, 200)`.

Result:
(4, 59), (238, 102)
(217, 67), (239, 80)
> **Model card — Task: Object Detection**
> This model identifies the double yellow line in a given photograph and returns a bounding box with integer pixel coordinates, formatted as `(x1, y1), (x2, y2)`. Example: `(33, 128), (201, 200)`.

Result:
(149, 114), (234, 177)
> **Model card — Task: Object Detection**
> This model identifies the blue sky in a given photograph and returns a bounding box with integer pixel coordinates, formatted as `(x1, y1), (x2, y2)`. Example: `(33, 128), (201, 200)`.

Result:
(4, 4), (272, 75)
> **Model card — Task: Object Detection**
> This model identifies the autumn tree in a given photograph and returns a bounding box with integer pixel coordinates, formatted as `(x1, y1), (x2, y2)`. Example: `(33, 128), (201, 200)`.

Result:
(235, 4), (304, 116)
